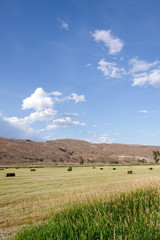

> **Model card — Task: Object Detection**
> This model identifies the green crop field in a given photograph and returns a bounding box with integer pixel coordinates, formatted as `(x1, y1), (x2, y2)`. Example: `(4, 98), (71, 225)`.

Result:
(1, 165), (160, 239)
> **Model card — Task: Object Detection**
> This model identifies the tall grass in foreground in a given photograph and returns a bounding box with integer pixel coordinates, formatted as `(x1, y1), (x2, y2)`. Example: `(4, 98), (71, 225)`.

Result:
(13, 187), (160, 240)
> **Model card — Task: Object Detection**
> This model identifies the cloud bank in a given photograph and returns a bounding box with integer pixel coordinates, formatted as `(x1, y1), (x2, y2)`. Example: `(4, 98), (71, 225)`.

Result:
(97, 57), (160, 88)
(3, 88), (86, 140)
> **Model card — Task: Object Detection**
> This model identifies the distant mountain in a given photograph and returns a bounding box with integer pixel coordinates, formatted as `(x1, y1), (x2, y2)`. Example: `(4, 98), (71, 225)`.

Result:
(0, 137), (159, 166)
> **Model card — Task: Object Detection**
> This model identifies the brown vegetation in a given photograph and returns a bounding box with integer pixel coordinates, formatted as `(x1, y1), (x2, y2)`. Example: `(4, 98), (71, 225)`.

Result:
(0, 137), (160, 166)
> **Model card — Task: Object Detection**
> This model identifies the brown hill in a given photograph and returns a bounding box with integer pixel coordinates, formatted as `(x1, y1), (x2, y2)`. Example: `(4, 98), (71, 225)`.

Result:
(0, 137), (160, 166)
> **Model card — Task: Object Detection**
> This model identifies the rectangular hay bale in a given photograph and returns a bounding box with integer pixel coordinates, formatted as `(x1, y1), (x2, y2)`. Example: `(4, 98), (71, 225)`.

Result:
(6, 173), (15, 177)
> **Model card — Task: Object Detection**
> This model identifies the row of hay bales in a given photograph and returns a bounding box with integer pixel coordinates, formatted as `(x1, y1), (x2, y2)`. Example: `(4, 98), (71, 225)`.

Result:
(5, 168), (36, 177)
(99, 167), (133, 174)
(98, 167), (153, 174)
(66, 166), (154, 175)
(3, 166), (155, 177)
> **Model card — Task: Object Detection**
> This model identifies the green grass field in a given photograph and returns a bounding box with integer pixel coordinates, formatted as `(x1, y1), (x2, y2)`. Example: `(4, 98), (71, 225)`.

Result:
(1, 165), (160, 239)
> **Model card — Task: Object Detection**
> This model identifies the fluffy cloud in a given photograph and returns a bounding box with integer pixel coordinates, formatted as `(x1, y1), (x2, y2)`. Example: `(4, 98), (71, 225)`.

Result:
(129, 57), (160, 87)
(58, 113), (79, 118)
(22, 88), (85, 111)
(50, 91), (62, 96)
(97, 55), (160, 88)
(47, 117), (86, 130)
(149, 69), (160, 87)
(22, 88), (54, 111)
(97, 134), (113, 143)
(92, 29), (124, 54)
(67, 93), (85, 103)
(92, 30), (160, 88)
(0, 116), (39, 140)
(98, 58), (125, 79)
(5, 108), (57, 127)
(129, 57), (158, 73)
(131, 67), (160, 87)
(4, 88), (86, 137)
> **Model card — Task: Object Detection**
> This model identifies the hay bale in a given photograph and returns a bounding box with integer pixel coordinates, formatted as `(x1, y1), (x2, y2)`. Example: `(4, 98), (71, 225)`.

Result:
(30, 169), (36, 171)
(113, 168), (116, 170)
(67, 167), (72, 171)
(127, 170), (133, 174)
(100, 168), (103, 170)
(149, 167), (153, 170)
(6, 173), (15, 177)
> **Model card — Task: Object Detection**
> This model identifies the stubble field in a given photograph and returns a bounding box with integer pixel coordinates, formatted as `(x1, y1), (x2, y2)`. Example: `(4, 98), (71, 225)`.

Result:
(1, 165), (160, 239)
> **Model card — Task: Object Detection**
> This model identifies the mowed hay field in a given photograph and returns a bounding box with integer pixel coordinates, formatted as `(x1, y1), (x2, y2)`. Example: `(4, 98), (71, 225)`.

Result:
(1, 165), (160, 239)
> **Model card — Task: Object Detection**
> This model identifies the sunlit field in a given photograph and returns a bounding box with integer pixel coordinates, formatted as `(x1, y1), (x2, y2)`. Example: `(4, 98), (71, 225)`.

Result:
(1, 165), (160, 239)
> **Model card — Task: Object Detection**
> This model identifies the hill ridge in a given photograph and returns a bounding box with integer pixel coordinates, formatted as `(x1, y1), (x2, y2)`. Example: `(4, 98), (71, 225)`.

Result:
(0, 137), (160, 165)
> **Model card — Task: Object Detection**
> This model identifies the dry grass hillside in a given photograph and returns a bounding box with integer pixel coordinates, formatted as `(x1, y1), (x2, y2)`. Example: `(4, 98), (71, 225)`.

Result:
(0, 137), (159, 166)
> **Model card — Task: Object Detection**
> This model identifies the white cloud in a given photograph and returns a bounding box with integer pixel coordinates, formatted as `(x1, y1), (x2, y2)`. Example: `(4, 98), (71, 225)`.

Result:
(67, 93), (85, 103)
(59, 19), (69, 30)
(25, 108), (57, 123)
(0, 116), (39, 140)
(4, 88), (86, 138)
(4, 116), (25, 128)
(149, 69), (160, 87)
(129, 57), (158, 73)
(98, 134), (113, 143)
(47, 117), (86, 130)
(132, 68), (160, 87)
(129, 57), (160, 87)
(96, 56), (160, 87)
(22, 88), (85, 110)
(5, 108), (57, 127)
(138, 110), (155, 114)
(131, 73), (149, 86)
(58, 113), (79, 118)
(50, 91), (62, 96)
(88, 133), (114, 144)
(22, 88), (53, 111)
(91, 31), (160, 88)
(138, 110), (148, 114)
(92, 29), (124, 54)
(98, 58), (125, 79)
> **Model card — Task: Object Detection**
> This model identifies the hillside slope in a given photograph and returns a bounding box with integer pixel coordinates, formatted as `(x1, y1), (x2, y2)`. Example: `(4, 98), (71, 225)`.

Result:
(0, 137), (159, 165)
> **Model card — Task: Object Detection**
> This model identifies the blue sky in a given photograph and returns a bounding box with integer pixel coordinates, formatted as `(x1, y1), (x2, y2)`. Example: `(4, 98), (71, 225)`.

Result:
(0, 0), (160, 145)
